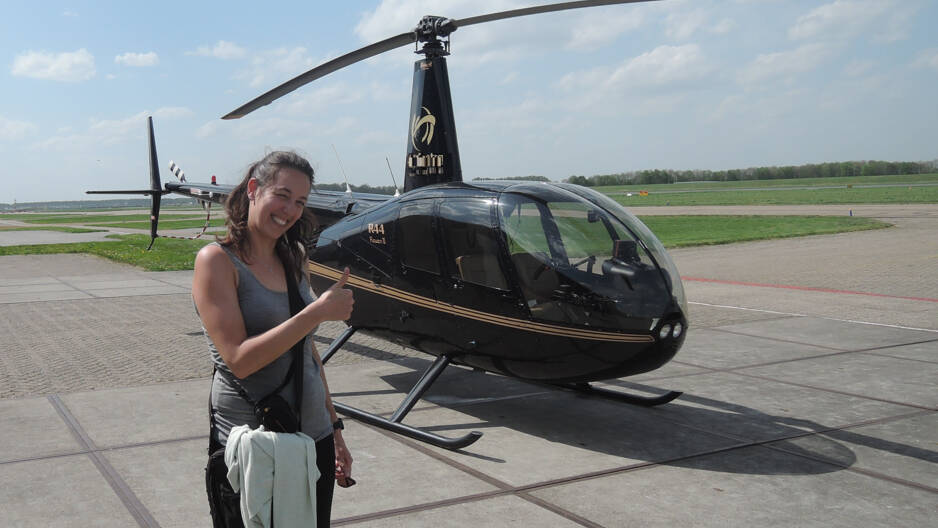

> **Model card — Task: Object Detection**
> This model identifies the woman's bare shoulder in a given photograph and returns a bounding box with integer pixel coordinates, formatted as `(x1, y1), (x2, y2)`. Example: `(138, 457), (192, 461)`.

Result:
(194, 244), (238, 287)
(196, 243), (230, 267)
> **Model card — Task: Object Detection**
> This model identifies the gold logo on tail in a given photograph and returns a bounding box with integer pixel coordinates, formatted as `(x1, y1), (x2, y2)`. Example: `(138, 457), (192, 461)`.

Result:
(411, 106), (436, 151)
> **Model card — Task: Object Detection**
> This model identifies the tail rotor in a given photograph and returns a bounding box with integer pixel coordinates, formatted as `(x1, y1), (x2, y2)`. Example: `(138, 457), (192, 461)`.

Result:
(145, 117), (162, 250)
(86, 115), (170, 250)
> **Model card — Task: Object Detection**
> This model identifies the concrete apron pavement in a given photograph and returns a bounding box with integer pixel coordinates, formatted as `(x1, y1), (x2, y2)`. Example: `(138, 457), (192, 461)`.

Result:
(1, 302), (936, 525)
(1, 200), (937, 527)
(1, 316), (936, 527)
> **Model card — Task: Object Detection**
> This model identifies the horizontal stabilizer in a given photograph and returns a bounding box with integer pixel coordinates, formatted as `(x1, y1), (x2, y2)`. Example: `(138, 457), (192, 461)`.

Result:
(86, 189), (171, 195)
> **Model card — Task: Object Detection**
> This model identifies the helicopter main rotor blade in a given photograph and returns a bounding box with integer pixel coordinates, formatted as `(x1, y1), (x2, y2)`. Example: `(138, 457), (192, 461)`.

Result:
(453, 0), (658, 29)
(222, 32), (416, 120)
(223, 0), (658, 120)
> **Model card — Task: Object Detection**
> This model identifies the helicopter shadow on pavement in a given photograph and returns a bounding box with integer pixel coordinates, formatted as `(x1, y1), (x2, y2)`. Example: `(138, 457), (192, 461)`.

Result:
(332, 354), (936, 482)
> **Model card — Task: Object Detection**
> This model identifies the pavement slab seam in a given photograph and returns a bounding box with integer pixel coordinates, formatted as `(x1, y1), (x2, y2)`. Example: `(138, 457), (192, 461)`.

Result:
(515, 491), (608, 528)
(846, 337), (938, 354)
(725, 370), (937, 411)
(55, 279), (98, 299)
(332, 488), (516, 526)
(47, 394), (161, 528)
(690, 301), (938, 335)
(861, 349), (938, 365)
(509, 409), (938, 497)
(669, 335), (938, 380)
(673, 348), (860, 372)
(331, 418), (620, 527)
(0, 434), (210, 467)
(764, 430), (938, 495)
(708, 326), (849, 352)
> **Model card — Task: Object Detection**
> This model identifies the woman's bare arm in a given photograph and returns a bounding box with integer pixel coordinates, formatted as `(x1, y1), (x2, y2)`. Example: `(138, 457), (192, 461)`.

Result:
(192, 244), (353, 378)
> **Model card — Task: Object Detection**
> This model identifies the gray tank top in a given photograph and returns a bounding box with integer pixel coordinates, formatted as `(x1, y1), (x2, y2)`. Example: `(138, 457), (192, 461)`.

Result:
(202, 243), (332, 444)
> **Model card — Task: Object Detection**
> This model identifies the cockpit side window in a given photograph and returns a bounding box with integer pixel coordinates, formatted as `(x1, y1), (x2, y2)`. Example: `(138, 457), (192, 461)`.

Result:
(398, 200), (440, 275)
(438, 199), (508, 290)
(498, 194), (562, 310)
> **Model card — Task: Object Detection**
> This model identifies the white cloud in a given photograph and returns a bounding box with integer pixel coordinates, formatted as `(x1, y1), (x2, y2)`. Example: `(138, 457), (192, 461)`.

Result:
(62, 10), (78, 17)
(912, 48), (938, 70)
(115, 52), (159, 67)
(580, 44), (713, 90)
(33, 108), (191, 151)
(196, 121), (220, 139)
(565, 10), (644, 50)
(666, 8), (706, 40)
(737, 43), (839, 85)
(153, 107), (194, 119)
(499, 71), (519, 85)
(11, 49), (96, 82)
(789, 0), (914, 43)
(238, 47), (320, 88)
(188, 40), (247, 60)
(554, 44), (712, 117)
(279, 82), (364, 115)
(710, 18), (736, 35)
(0, 116), (38, 141)
(843, 59), (874, 77)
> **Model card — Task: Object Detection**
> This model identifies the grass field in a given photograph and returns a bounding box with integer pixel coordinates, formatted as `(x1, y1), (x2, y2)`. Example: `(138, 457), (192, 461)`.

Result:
(89, 219), (227, 230)
(0, 226), (105, 233)
(0, 234), (212, 271)
(612, 185), (938, 207)
(640, 215), (889, 247)
(0, 174), (917, 269)
(0, 215), (889, 271)
(596, 173), (938, 193)
(0, 213), (212, 224)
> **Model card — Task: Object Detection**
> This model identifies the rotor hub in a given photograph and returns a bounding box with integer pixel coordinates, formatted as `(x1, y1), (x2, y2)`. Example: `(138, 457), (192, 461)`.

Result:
(414, 15), (456, 42)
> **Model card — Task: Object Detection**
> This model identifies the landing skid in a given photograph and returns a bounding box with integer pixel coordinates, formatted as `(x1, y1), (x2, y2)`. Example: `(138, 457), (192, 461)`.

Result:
(321, 328), (679, 450)
(321, 327), (482, 450)
(557, 382), (682, 407)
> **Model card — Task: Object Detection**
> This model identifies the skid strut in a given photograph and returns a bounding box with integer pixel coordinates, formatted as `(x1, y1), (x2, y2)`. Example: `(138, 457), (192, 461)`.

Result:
(322, 327), (482, 450)
(557, 382), (682, 407)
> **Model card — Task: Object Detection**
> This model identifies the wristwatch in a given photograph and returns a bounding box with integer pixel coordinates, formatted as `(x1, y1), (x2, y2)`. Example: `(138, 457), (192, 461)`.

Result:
(333, 418), (344, 431)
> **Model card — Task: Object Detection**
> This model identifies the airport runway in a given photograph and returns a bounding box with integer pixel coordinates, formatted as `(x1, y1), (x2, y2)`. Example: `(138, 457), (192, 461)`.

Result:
(0, 205), (935, 526)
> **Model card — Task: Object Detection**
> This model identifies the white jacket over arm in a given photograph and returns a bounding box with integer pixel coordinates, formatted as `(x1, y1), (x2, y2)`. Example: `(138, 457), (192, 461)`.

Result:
(225, 425), (320, 528)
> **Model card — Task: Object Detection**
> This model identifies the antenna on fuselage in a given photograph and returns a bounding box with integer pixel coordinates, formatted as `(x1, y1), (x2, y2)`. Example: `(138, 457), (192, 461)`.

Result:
(386, 156), (401, 197)
(331, 144), (353, 194)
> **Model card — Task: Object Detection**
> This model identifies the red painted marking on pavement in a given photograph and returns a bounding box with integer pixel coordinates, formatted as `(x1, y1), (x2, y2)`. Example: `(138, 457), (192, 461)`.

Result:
(682, 277), (938, 303)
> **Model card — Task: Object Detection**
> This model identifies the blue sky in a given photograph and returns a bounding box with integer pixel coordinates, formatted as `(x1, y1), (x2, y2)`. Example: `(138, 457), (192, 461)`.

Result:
(2, 0), (936, 202)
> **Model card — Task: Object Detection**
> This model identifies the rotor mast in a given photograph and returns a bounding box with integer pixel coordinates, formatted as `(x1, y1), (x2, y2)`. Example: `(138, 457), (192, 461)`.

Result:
(404, 16), (462, 192)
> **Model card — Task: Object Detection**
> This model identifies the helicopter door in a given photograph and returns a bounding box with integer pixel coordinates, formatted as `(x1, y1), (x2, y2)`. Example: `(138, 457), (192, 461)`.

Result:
(436, 198), (517, 316)
(395, 199), (443, 300)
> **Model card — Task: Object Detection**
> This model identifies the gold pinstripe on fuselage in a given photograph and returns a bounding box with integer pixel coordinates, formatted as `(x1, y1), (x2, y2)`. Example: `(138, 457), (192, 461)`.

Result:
(308, 261), (654, 344)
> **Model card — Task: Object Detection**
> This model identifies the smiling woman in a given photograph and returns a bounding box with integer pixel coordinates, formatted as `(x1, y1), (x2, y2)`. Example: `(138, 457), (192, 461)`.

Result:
(193, 150), (356, 527)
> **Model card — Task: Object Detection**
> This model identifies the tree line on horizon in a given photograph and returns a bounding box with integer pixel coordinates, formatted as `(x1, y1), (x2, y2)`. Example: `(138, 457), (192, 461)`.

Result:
(565, 159), (937, 187)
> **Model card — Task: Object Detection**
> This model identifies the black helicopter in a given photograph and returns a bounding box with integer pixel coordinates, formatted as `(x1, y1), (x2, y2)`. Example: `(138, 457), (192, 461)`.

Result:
(90, 0), (687, 450)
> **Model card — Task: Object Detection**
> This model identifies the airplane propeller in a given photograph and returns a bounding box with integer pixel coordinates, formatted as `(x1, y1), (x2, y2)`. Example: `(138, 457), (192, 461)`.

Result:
(221, 0), (657, 120)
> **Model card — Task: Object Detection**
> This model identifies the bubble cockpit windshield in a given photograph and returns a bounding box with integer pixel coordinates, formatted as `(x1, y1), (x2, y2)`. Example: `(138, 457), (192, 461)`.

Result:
(497, 184), (684, 332)
(555, 183), (687, 315)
